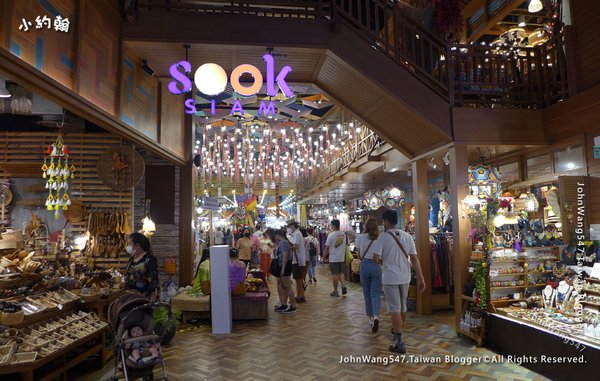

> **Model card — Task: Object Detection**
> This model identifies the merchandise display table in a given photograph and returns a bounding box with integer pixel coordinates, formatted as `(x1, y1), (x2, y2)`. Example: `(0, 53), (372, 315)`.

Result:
(487, 313), (600, 380)
(232, 291), (269, 320)
(80, 290), (124, 321)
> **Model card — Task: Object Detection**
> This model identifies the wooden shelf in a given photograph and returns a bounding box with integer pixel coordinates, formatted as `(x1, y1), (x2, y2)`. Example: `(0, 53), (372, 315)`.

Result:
(583, 288), (600, 295)
(580, 301), (600, 308)
(491, 298), (524, 304)
(490, 272), (526, 277)
(490, 259), (525, 263)
(527, 270), (554, 275)
(586, 277), (600, 284)
(461, 295), (475, 302)
(490, 285), (526, 289)
(528, 283), (549, 287)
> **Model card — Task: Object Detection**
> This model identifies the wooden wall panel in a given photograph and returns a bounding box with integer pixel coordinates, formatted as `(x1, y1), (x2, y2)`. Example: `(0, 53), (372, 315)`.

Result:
(544, 85), (600, 226)
(0, 132), (133, 269)
(572, 0), (600, 91)
(134, 156), (181, 285)
(120, 46), (158, 141)
(159, 80), (185, 159)
(8, 0), (76, 89)
(0, 0), (9, 49)
(77, 0), (120, 114)
(453, 108), (547, 145)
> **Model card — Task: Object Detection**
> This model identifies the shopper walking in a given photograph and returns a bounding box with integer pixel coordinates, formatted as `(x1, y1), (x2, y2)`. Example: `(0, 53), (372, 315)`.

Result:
(306, 227), (320, 283)
(215, 227), (224, 245)
(356, 218), (383, 332)
(287, 220), (307, 303)
(235, 227), (253, 268)
(259, 231), (274, 280)
(323, 219), (348, 297)
(378, 210), (426, 353)
(272, 229), (296, 314)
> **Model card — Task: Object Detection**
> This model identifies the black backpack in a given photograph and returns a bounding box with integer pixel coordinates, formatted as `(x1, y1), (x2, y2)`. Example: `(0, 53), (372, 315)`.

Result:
(308, 238), (318, 257)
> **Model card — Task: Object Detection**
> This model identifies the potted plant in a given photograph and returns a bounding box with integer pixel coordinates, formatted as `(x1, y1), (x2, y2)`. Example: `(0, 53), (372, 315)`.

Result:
(153, 305), (181, 345)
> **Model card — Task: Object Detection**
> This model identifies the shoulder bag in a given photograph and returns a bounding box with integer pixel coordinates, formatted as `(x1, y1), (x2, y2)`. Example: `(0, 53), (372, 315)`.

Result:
(386, 231), (411, 260)
(344, 233), (354, 265)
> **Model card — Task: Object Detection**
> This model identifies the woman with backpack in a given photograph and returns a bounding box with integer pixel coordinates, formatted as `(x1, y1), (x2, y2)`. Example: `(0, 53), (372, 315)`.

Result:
(306, 227), (320, 283)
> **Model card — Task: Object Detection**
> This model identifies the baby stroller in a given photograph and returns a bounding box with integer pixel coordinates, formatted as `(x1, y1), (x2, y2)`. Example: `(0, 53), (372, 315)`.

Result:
(107, 293), (169, 381)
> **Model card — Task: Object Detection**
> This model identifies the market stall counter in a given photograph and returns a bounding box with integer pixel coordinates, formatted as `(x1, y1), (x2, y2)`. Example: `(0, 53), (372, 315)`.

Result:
(173, 269), (270, 322)
(487, 312), (600, 380)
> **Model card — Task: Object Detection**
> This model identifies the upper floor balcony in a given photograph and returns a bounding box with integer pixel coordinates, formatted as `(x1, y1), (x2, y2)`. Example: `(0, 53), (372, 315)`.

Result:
(133, 0), (571, 109)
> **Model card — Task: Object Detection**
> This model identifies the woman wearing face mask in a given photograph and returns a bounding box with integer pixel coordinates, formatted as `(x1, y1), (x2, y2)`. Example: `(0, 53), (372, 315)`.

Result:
(124, 232), (159, 301)
(235, 227), (253, 268)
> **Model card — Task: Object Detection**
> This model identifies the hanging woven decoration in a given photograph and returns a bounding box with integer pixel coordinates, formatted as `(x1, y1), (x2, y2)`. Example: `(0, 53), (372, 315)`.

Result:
(42, 133), (74, 219)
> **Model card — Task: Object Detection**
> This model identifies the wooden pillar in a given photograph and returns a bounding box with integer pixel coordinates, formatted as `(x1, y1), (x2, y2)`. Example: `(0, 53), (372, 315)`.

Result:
(412, 159), (432, 315)
(449, 145), (470, 327)
(179, 113), (194, 286)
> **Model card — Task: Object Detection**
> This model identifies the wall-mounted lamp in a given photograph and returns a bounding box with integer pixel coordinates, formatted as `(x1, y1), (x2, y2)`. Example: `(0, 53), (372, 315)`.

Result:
(428, 158), (437, 169)
(0, 78), (11, 98)
(442, 152), (450, 166)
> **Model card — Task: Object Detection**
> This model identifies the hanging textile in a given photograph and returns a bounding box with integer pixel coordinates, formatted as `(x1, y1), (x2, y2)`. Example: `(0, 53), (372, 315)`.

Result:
(430, 233), (453, 292)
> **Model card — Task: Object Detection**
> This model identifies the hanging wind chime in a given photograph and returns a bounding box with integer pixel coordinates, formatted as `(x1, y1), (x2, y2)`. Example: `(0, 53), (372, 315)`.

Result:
(42, 133), (75, 219)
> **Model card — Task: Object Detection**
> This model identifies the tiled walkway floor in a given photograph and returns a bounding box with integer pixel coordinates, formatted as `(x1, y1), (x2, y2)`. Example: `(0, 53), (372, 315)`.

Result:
(76, 264), (548, 380)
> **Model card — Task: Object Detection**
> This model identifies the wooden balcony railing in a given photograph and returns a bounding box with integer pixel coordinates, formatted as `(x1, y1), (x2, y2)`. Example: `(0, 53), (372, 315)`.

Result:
(448, 33), (569, 108)
(134, 0), (569, 108)
(296, 127), (386, 196)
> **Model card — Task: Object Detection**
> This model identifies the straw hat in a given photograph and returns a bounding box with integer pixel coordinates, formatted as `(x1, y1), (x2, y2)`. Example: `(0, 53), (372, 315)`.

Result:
(1, 185), (12, 205)
(63, 199), (86, 223)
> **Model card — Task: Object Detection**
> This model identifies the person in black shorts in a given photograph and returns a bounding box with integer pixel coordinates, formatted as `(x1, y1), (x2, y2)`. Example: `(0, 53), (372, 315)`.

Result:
(272, 229), (296, 314)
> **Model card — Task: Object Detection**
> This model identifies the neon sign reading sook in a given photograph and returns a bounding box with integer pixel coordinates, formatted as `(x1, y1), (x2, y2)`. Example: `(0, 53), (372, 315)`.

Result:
(168, 54), (292, 116)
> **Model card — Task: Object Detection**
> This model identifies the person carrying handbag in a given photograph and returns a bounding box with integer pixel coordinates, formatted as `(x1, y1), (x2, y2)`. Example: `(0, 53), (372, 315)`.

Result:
(356, 218), (383, 333)
(377, 210), (426, 354)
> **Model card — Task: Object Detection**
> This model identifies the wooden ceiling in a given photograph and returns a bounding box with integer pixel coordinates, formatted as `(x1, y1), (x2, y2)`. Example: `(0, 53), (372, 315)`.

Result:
(123, 8), (453, 160)
(461, 0), (556, 42)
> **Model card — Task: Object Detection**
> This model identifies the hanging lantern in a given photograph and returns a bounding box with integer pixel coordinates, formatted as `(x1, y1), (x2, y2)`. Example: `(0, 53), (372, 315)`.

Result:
(514, 192), (528, 211)
(525, 192), (539, 212)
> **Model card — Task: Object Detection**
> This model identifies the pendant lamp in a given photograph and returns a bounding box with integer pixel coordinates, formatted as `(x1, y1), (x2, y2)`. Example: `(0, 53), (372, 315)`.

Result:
(528, 0), (543, 13)
(525, 192), (539, 212)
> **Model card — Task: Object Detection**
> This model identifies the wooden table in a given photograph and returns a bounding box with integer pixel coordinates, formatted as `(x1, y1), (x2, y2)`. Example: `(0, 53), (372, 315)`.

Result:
(0, 327), (108, 381)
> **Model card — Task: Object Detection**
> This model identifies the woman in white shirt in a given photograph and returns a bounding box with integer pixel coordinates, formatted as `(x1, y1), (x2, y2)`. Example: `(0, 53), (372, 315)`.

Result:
(355, 218), (383, 333)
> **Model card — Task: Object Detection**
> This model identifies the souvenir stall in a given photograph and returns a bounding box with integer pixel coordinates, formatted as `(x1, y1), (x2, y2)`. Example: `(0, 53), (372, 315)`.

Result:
(0, 127), (143, 379)
(457, 160), (600, 377)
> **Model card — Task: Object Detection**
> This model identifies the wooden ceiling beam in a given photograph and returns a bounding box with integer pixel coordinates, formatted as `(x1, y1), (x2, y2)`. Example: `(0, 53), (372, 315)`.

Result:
(468, 0), (526, 42)
(462, 0), (487, 20)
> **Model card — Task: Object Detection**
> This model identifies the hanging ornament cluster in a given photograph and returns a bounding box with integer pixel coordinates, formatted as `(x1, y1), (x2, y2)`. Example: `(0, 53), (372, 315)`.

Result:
(196, 119), (368, 188)
(42, 133), (75, 219)
(363, 185), (405, 211)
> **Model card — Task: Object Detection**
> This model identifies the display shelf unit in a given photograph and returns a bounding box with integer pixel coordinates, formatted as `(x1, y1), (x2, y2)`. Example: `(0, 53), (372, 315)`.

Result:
(487, 246), (560, 308)
(456, 295), (485, 346)
(0, 308), (109, 381)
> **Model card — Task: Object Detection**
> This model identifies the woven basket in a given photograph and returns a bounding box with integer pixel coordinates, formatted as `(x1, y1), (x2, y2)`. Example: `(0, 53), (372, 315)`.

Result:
(0, 273), (42, 290)
(0, 310), (24, 325)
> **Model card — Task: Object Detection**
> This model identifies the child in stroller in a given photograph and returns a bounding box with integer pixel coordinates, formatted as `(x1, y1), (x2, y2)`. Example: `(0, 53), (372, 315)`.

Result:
(127, 325), (161, 366)
(108, 292), (169, 381)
